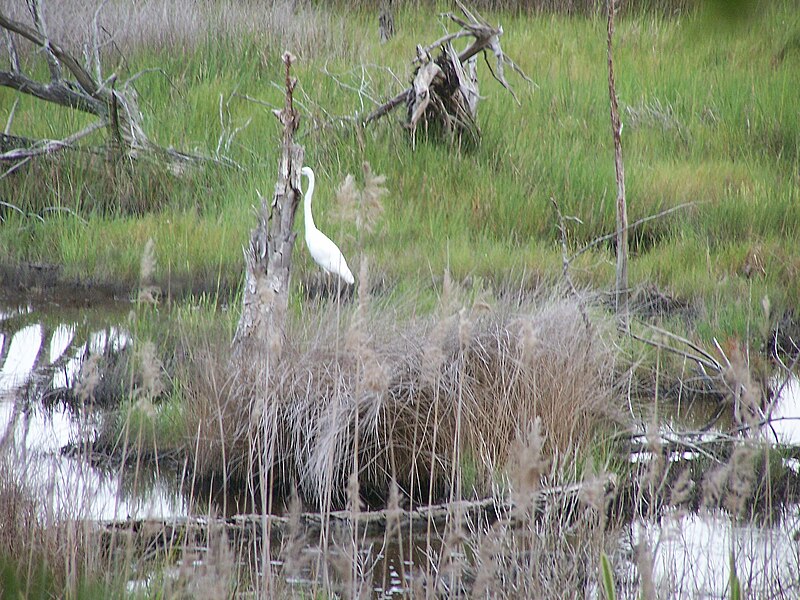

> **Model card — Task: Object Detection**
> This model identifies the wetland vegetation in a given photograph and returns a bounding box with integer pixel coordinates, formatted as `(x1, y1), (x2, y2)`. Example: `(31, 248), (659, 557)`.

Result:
(1, 0), (799, 597)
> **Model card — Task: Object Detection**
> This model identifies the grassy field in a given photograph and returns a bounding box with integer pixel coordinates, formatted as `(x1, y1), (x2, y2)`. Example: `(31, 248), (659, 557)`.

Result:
(1, 0), (798, 346)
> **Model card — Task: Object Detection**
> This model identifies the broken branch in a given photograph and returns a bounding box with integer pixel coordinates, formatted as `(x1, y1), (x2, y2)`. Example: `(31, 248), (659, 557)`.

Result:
(363, 2), (530, 144)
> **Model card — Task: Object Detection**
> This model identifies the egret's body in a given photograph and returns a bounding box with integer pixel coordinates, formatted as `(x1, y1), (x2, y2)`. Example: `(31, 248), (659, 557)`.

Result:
(301, 166), (355, 285)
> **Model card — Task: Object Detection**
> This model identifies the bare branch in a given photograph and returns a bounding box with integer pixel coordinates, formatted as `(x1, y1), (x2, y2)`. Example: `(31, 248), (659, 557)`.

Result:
(3, 28), (19, 72)
(26, 0), (61, 82)
(551, 197), (581, 298)
(0, 157), (30, 180)
(91, 0), (111, 83)
(551, 196), (591, 331)
(635, 322), (724, 374)
(39, 206), (89, 224)
(321, 63), (380, 111)
(0, 10), (98, 96)
(0, 200), (26, 217)
(570, 202), (696, 263)
(0, 69), (103, 114)
(631, 332), (723, 377)
(0, 120), (105, 161)
(417, 30), (472, 59)
(363, 89), (411, 125)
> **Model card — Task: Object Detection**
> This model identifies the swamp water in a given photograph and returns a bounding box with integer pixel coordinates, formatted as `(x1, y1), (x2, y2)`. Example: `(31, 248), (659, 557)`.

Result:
(2, 293), (799, 597)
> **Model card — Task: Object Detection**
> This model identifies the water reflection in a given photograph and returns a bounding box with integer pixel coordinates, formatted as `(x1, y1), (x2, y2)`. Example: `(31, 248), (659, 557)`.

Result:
(0, 323), (42, 389)
(631, 507), (800, 597)
(771, 376), (800, 445)
(0, 302), (181, 522)
(3, 297), (800, 597)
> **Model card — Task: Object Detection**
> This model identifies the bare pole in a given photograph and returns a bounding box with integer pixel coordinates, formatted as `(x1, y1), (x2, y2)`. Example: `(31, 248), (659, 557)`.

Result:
(606, 0), (629, 333)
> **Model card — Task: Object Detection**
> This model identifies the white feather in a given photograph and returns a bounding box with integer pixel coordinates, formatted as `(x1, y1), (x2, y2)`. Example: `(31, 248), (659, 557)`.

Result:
(301, 167), (355, 285)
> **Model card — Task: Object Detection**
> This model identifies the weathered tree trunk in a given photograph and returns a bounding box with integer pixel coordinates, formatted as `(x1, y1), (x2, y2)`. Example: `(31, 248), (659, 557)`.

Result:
(606, 0), (629, 333)
(378, 0), (394, 43)
(232, 52), (303, 368)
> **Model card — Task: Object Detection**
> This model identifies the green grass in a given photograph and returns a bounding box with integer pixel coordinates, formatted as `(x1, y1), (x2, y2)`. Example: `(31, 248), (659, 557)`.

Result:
(1, 1), (798, 349)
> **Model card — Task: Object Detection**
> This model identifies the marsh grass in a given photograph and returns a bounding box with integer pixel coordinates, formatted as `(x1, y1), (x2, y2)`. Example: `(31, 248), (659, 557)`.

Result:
(175, 281), (621, 512)
(2, 291), (799, 598)
(2, 0), (798, 349)
(0, 2), (800, 346)
(2, 0), (800, 596)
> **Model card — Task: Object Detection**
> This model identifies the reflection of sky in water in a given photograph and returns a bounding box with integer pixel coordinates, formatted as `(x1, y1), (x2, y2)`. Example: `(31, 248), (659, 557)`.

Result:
(0, 324), (42, 389)
(0, 320), (131, 395)
(632, 507), (800, 598)
(771, 376), (800, 445)
(0, 314), (176, 521)
(1, 395), (187, 521)
(9, 450), (188, 521)
(49, 322), (75, 364)
(50, 327), (129, 390)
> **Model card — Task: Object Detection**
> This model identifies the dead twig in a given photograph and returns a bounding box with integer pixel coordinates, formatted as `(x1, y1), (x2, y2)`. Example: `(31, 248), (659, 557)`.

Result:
(550, 196), (591, 332)
(570, 202), (696, 263)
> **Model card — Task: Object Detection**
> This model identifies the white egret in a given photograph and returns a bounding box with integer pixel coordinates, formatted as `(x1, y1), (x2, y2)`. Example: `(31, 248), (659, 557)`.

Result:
(300, 166), (355, 286)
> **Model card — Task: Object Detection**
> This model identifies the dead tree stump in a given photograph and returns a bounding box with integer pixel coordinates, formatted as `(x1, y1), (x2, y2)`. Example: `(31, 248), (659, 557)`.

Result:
(232, 52), (304, 369)
(379, 0), (395, 43)
(365, 1), (530, 147)
(407, 43), (480, 145)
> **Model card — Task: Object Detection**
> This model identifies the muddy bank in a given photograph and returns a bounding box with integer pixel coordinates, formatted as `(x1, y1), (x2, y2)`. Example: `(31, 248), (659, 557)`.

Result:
(0, 262), (243, 308)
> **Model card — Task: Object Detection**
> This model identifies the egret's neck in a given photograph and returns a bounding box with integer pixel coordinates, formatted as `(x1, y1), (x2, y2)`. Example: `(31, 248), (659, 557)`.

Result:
(303, 172), (317, 233)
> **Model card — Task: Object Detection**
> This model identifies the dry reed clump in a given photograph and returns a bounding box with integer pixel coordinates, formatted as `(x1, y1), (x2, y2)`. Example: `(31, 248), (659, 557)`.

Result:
(184, 287), (620, 510)
(435, 430), (618, 599)
(463, 505), (611, 598)
(177, 327), (252, 484)
(4, 0), (360, 60)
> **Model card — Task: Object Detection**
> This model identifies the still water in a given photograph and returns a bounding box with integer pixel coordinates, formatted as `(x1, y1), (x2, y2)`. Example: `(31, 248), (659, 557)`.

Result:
(0, 297), (186, 521)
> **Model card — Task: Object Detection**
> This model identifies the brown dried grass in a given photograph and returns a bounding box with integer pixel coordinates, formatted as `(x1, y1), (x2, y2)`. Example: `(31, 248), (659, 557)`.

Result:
(4, 0), (360, 60)
(181, 284), (620, 510)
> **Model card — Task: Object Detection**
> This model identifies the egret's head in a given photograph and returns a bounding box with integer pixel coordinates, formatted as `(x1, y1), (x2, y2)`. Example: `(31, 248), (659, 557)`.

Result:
(301, 166), (313, 179)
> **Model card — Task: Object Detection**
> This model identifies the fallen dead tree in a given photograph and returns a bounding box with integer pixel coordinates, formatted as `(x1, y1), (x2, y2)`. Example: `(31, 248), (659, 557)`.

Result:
(0, 3), (223, 166)
(97, 473), (617, 553)
(364, 1), (531, 145)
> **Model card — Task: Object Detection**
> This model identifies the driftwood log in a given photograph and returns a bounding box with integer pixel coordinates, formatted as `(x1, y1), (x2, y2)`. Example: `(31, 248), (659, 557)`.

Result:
(365, 1), (530, 145)
(231, 52), (303, 368)
(97, 475), (617, 556)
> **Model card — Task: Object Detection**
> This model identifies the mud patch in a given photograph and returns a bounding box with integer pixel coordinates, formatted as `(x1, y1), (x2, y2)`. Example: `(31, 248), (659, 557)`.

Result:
(0, 262), (242, 308)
